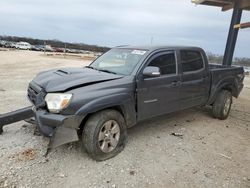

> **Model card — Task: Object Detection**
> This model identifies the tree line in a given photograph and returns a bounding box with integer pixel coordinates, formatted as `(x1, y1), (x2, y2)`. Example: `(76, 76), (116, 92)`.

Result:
(206, 52), (250, 67)
(1, 35), (249, 65)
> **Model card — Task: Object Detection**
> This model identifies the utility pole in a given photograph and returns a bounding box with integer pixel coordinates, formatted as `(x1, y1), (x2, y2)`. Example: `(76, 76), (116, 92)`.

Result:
(64, 43), (66, 58)
(150, 36), (154, 45)
(44, 41), (46, 55)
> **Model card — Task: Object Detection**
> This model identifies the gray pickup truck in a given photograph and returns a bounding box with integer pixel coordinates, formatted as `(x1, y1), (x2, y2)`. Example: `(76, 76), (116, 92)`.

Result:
(24, 46), (244, 160)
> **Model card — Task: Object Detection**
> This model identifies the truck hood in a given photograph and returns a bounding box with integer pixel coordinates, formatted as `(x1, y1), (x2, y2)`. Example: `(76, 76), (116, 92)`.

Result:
(32, 67), (123, 92)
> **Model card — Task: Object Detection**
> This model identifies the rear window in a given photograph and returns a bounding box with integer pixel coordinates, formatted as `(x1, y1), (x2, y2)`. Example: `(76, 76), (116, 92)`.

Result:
(180, 50), (204, 72)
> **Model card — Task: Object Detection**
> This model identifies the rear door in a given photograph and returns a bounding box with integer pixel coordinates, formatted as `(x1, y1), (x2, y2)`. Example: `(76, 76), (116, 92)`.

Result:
(178, 50), (210, 109)
(136, 51), (181, 121)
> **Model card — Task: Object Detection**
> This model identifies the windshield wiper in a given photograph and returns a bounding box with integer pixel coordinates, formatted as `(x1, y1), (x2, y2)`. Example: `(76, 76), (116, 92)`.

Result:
(86, 66), (117, 75)
(98, 69), (117, 75)
(85, 66), (98, 70)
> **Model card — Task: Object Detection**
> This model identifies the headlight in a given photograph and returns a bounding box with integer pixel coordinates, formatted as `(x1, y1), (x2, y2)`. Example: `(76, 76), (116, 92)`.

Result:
(45, 93), (72, 113)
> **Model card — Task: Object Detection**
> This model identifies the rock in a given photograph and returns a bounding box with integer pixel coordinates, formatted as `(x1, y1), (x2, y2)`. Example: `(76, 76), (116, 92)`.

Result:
(106, 179), (111, 183)
(192, 169), (198, 174)
(105, 163), (111, 166)
(68, 145), (73, 150)
(204, 172), (212, 178)
(129, 170), (135, 176)
(3, 180), (8, 187)
(243, 177), (250, 181)
(58, 173), (66, 178)
(38, 158), (49, 164)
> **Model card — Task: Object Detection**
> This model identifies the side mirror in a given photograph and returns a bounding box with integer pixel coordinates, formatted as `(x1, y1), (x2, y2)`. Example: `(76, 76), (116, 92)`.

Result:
(143, 66), (161, 78)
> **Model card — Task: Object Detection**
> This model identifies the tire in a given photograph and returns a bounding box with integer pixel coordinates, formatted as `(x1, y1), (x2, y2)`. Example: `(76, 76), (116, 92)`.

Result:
(212, 90), (232, 120)
(82, 109), (127, 161)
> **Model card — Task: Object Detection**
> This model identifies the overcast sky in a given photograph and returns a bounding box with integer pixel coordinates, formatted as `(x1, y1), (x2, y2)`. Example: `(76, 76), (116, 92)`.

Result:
(0, 0), (249, 57)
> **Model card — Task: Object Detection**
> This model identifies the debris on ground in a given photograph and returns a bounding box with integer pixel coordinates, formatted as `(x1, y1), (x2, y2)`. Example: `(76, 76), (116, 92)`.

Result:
(33, 126), (41, 136)
(0, 177), (7, 188)
(25, 117), (36, 125)
(192, 169), (198, 174)
(219, 153), (232, 160)
(58, 173), (67, 178)
(129, 170), (136, 176)
(38, 158), (49, 164)
(186, 118), (195, 123)
(106, 179), (111, 184)
(170, 132), (183, 138)
(68, 144), (73, 150)
(197, 136), (205, 140)
(204, 172), (212, 178)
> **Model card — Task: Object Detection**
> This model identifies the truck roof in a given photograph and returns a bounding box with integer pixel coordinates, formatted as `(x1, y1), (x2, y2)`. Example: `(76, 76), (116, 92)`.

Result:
(115, 45), (203, 52)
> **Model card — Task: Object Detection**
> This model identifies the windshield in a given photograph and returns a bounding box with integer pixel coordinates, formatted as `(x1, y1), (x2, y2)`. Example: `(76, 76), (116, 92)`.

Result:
(90, 48), (147, 75)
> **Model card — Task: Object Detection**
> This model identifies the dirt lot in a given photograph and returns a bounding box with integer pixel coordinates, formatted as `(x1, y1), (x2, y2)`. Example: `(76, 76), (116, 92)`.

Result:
(0, 50), (250, 188)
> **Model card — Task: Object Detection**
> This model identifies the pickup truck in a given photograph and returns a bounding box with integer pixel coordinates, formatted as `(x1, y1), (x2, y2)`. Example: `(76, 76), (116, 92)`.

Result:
(26, 46), (244, 161)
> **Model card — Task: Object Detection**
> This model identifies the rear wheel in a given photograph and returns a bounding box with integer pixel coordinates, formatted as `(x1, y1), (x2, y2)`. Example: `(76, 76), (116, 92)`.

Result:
(212, 90), (232, 120)
(82, 109), (127, 161)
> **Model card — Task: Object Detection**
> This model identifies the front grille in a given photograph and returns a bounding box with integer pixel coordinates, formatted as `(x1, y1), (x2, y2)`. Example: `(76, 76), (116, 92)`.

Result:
(28, 86), (38, 105)
(27, 82), (46, 108)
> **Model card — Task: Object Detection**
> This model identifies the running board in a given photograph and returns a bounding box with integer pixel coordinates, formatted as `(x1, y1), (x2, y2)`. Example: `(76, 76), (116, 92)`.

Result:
(0, 106), (34, 134)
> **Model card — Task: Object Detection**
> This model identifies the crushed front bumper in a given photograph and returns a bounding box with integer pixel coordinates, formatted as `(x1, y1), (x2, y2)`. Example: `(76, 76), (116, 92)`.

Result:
(35, 110), (81, 150)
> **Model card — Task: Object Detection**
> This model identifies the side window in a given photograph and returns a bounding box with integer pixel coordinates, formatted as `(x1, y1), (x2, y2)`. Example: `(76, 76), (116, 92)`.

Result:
(180, 50), (204, 72)
(148, 52), (176, 75)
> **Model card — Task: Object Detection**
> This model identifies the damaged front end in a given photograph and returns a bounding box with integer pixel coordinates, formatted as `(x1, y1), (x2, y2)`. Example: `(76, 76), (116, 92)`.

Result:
(28, 82), (81, 153)
(35, 110), (80, 151)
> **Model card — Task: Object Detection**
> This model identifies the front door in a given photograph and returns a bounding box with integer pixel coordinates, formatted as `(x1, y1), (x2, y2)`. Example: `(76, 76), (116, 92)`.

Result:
(136, 51), (181, 121)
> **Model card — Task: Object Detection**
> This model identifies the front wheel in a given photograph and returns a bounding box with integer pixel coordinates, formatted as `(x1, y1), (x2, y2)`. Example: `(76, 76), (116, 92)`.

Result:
(82, 110), (127, 161)
(212, 90), (232, 120)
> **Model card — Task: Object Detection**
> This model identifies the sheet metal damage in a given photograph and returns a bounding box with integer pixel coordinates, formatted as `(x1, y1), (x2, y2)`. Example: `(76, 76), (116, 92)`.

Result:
(0, 67), (125, 154)
(0, 107), (81, 154)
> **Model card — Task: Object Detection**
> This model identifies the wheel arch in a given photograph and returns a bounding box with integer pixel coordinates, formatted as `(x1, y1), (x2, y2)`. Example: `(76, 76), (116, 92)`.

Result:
(77, 94), (137, 133)
(208, 79), (238, 105)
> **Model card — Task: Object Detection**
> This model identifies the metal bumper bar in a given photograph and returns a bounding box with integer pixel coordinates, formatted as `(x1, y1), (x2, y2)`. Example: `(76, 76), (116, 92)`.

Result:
(0, 106), (34, 134)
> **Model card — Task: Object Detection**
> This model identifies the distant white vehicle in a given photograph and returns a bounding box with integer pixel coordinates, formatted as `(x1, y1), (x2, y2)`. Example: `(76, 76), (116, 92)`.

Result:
(15, 42), (32, 50)
(0, 40), (7, 47)
(44, 45), (54, 52)
(244, 67), (250, 75)
(10, 42), (17, 48)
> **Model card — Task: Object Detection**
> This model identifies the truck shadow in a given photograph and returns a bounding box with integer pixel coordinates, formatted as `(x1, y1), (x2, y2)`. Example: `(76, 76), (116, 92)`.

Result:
(127, 106), (213, 139)
(39, 106), (213, 159)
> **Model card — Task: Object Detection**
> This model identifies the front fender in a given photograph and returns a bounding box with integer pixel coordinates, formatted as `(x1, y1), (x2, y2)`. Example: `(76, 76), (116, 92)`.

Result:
(76, 93), (137, 127)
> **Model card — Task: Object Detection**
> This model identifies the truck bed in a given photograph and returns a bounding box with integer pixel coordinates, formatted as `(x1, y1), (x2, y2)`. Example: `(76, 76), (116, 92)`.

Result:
(209, 63), (244, 76)
(208, 63), (244, 104)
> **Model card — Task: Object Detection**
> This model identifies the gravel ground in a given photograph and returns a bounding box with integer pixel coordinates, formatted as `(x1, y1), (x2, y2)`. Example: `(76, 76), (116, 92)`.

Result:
(0, 50), (250, 188)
